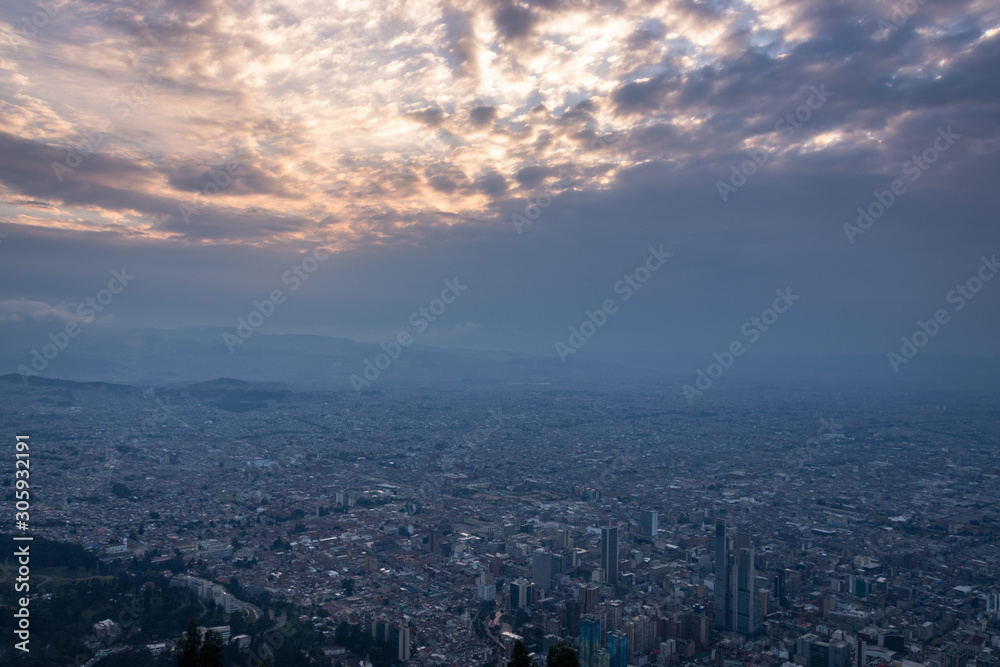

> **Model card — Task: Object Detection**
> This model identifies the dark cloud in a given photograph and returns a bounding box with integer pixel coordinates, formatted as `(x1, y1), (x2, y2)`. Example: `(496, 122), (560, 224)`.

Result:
(475, 170), (509, 196)
(427, 166), (472, 195)
(612, 72), (679, 114)
(0, 132), (154, 200)
(628, 20), (667, 50)
(469, 105), (497, 127)
(0, 131), (186, 221)
(0, 132), (314, 242)
(406, 106), (447, 126)
(514, 165), (550, 188)
(492, 2), (537, 42)
(163, 160), (289, 197)
(442, 9), (479, 80)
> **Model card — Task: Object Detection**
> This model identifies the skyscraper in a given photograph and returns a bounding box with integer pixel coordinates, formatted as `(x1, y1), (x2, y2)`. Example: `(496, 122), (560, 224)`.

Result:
(390, 624), (411, 661)
(608, 631), (628, 667)
(533, 548), (553, 595)
(601, 525), (619, 585)
(580, 583), (601, 614)
(736, 543), (756, 635)
(798, 633), (851, 667)
(714, 521), (731, 630)
(714, 521), (762, 635)
(580, 614), (601, 667)
(640, 509), (658, 537)
(510, 578), (529, 610)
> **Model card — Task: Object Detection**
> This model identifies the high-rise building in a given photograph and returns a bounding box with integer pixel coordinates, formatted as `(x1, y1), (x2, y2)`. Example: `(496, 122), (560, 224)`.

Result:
(389, 624), (410, 661)
(659, 640), (676, 666)
(605, 601), (622, 634)
(608, 631), (628, 667)
(557, 529), (571, 549)
(714, 521), (731, 630)
(601, 526), (619, 585)
(566, 598), (581, 636)
(533, 549), (553, 595)
(829, 640), (851, 667)
(640, 510), (658, 537)
(510, 578), (529, 610)
(736, 543), (755, 635)
(714, 521), (762, 636)
(580, 614), (601, 667)
(797, 633), (850, 667)
(477, 572), (496, 602)
(580, 583), (601, 614)
(552, 551), (566, 580)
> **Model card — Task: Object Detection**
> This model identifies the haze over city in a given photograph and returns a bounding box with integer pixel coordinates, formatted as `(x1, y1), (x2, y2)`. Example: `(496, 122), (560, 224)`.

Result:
(1, 1), (1000, 667)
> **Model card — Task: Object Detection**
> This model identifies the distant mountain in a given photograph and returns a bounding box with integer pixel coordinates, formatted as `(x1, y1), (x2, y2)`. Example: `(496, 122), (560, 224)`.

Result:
(1, 323), (996, 391)
(0, 373), (135, 393)
(0, 324), (650, 389)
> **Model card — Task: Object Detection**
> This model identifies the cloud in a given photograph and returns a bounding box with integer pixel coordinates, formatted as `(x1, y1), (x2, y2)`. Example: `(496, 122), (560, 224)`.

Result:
(0, 298), (86, 323)
(469, 105), (497, 127)
(514, 165), (550, 188)
(452, 321), (482, 336)
(490, 0), (538, 43)
(0, 0), (998, 359)
(406, 106), (447, 127)
(475, 170), (509, 196)
(612, 72), (678, 114)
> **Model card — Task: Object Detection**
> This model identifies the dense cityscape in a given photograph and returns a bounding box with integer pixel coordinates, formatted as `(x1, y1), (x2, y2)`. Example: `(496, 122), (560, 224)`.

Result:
(2, 0), (999, 665)
(3, 376), (999, 667)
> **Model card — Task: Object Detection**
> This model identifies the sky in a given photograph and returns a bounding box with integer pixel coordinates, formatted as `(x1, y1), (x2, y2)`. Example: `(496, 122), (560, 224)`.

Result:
(0, 0), (998, 366)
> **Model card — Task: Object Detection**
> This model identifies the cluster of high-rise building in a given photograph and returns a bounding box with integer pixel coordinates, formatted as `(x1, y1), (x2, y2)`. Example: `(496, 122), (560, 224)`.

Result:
(8, 380), (1000, 667)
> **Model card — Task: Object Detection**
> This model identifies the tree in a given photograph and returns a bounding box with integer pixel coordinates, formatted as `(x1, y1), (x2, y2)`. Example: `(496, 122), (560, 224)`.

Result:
(509, 639), (532, 667)
(200, 629), (225, 667)
(547, 643), (580, 667)
(176, 618), (201, 667)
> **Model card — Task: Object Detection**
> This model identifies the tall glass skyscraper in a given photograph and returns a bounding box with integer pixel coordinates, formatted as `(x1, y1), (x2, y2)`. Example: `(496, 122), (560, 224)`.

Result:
(580, 614), (601, 667)
(608, 630), (628, 667)
(601, 525), (619, 584)
(714, 521), (762, 635)
(714, 520), (731, 630)
(640, 509), (658, 537)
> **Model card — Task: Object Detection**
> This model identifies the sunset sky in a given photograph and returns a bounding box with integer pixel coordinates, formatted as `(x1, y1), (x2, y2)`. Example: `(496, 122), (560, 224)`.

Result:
(1, 0), (998, 360)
